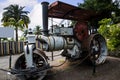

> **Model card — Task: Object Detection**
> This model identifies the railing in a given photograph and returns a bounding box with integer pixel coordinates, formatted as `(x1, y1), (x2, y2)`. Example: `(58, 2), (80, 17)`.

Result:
(0, 41), (24, 56)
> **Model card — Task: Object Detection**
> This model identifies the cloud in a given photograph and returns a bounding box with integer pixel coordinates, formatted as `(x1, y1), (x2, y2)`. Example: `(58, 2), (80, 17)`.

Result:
(28, 3), (42, 29)
(0, 0), (38, 26)
(8, 0), (37, 7)
(0, 2), (7, 27)
(0, 0), (71, 30)
(28, 3), (64, 29)
(0, 0), (81, 38)
(0, 0), (39, 37)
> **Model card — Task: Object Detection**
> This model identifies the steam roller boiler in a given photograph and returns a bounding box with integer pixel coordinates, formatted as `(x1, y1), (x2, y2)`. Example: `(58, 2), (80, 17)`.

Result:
(12, 1), (108, 80)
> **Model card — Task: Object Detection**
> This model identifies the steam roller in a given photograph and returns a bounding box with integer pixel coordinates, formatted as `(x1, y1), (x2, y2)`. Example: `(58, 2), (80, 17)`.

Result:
(12, 1), (108, 80)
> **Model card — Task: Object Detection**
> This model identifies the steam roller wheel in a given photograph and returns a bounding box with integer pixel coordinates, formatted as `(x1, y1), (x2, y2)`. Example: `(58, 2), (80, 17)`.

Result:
(74, 22), (89, 41)
(13, 53), (48, 80)
(82, 34), (108, 65)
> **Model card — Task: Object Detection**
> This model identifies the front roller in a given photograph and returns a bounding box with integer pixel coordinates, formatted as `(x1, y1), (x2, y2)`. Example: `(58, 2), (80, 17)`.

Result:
(82, 34), (108, 65)
(13, 49), (49, 80)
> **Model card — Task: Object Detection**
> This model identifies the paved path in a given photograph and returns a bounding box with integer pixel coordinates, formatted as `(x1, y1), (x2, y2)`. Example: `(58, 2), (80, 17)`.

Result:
(0, 54), (20, 80)
(0, 54), (20, 69)
(0, 53), (120, 80)
(0, 51), (65, 80)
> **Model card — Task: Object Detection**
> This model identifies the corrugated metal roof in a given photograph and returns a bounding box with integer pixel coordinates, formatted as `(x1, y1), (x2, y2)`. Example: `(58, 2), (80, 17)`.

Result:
(48, 1), (97, 21)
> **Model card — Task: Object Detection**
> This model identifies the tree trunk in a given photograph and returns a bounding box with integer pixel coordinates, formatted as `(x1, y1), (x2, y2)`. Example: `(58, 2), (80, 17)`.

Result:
(16, 26), (18, 42)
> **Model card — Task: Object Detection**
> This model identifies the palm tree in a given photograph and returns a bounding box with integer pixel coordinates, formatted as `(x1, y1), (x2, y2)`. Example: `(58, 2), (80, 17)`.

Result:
(33, 25), (41, 35)
(1, 4), (30, 41)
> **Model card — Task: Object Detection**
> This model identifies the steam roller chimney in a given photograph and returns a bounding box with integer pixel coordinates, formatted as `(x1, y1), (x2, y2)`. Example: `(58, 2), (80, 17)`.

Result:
(41, 2), (49, 36)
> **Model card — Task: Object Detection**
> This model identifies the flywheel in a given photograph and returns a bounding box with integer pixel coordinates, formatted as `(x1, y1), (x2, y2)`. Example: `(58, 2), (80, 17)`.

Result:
(82, 34), (108, 65)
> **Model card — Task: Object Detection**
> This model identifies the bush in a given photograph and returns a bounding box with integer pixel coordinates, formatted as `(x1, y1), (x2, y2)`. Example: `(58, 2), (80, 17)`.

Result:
(98, 18), (120, 51)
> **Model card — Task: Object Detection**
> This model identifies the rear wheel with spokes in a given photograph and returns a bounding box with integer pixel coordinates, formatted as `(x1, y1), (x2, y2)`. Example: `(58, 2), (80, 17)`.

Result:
(82, 34), (108, 65)
(88, 34), (108, 65)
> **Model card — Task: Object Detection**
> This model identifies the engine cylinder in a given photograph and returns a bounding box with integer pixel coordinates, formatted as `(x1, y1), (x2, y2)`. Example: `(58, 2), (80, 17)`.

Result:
(36, 35), (75, 51)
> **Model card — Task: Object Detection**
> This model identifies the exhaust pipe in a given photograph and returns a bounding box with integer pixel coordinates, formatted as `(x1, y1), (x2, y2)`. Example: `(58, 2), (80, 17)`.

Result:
(41, 2), (49, 36)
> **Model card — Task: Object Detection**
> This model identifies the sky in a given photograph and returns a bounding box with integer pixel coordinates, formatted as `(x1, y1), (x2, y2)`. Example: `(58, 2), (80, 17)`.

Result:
(0, 0), (83, 31)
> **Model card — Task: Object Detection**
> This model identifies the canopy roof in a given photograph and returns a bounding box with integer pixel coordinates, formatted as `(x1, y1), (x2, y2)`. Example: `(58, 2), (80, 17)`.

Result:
(48, 1), (97, 21)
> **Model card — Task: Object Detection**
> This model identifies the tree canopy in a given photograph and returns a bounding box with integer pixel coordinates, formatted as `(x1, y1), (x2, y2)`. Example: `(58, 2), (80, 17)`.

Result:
(1, 4), (30, 41)
(79, 0), (120, 51)
(79, 0), (120, 27)
(98, 18), (120, 51)
(33, 25), (41, 35)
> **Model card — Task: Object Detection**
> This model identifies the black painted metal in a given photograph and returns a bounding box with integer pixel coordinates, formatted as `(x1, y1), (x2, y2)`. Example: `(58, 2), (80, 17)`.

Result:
(41, 2), (49, 36)
(9, 49), (12, 69)
(93, 48), (96, 75)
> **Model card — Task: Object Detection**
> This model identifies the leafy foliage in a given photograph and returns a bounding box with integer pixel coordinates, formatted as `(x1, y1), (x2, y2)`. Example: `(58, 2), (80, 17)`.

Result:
(78, 0), (120, 27)
(1, 4), (30, 41)
(98, 18), (120, 51)
(33, 25), (41, 35)
(98, 18), (111, 38)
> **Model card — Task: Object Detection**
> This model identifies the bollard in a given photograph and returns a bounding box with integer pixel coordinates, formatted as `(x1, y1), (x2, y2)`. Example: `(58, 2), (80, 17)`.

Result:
(9, 49), (12, 69)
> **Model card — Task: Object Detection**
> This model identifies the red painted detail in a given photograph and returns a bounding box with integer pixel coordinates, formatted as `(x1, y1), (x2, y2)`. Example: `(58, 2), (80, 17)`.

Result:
(74, 22), (89, 41)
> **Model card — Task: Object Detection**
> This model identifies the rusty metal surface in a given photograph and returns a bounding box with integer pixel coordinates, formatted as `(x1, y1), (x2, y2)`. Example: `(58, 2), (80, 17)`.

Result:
(74, 22), (89, 41)
(82, 33), (99, 51)
(48, 1), (97, 21)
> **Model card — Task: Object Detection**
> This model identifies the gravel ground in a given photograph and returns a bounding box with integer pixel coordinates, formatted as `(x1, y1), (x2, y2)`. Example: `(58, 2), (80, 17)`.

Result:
(44, 57), (120, 80)
(0, 52), (120, 80)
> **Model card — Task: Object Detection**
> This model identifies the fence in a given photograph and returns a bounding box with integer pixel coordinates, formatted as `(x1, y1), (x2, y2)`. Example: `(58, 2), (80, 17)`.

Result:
(0, 41), (24, 56)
